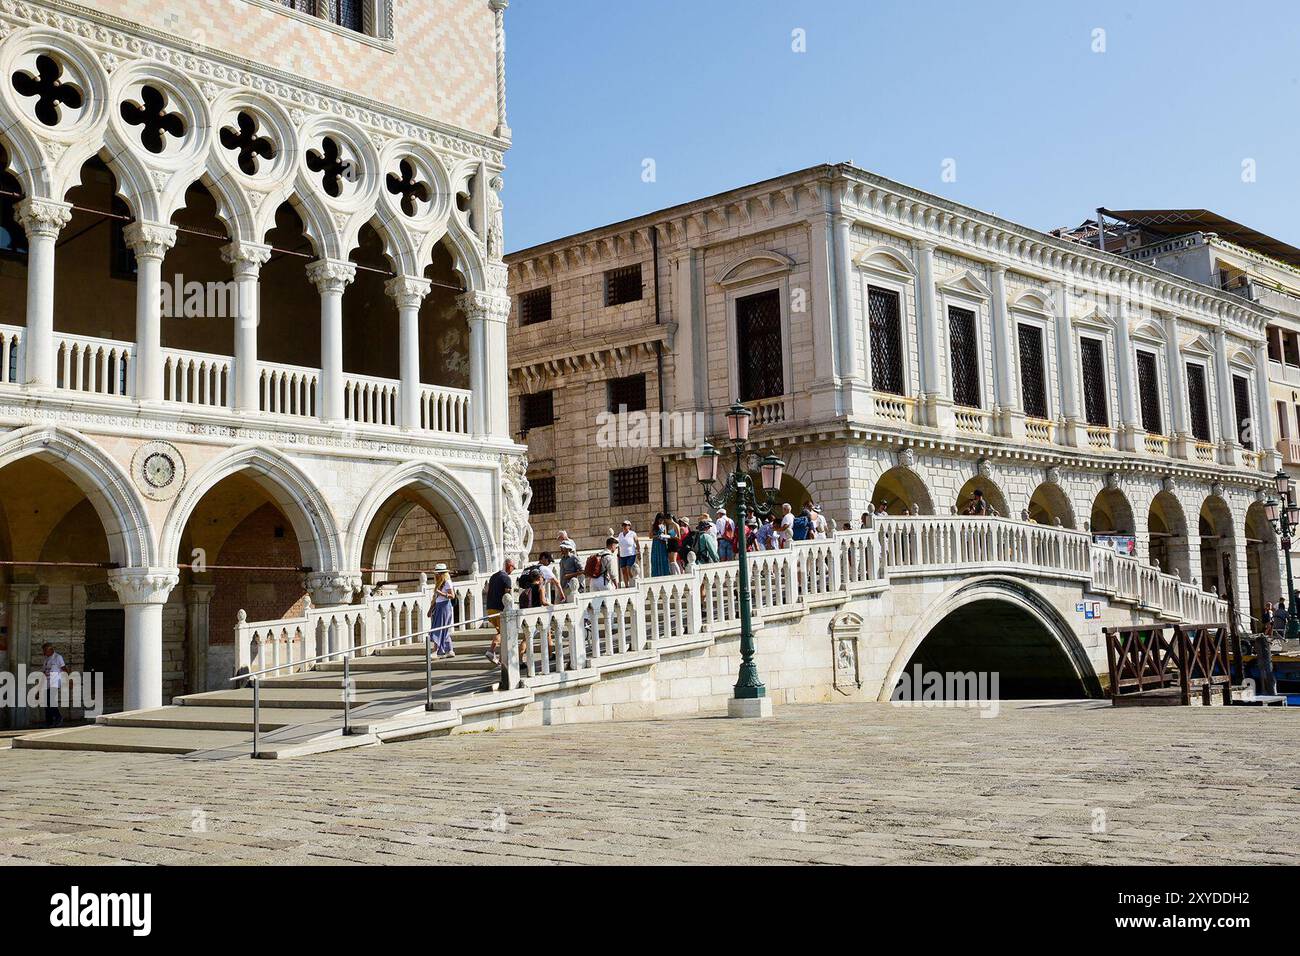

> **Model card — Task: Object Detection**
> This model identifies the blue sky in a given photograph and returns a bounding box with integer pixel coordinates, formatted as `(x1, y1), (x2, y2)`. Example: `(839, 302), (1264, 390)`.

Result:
(503, 0), (1300, 253)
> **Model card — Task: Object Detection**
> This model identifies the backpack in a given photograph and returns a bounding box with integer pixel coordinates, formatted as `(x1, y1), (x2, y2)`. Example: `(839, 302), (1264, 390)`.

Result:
(516, 564), (539, 589)
(792, 515), (810, 541)
(583, 552), (604, 578)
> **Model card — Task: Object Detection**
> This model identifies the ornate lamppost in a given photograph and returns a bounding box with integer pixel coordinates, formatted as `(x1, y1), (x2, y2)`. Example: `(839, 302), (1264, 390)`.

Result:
(696, 403), (786, 718)
(1265, 469), (1300, 643)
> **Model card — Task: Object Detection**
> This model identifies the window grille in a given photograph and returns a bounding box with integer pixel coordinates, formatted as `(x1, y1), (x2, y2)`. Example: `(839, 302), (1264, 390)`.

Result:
(1186, 363), (1211, 441)
(519, 390), (554, 434)
(869, 287), (904, 395)
(610, 466), (649, 507)
(519, 287), (552, 326)
(1017, 323), (1047, 419)
(736, 289), (784, 402)
(1080, 337), (1109, 427)
(948, 306), (980, 409)
(604, 264), (642, 306)
(1135, 350), (1162, 435)
(607, 374), (647, 413)
(530, 476), (556, 514)
(1232, 374), (1253, 449)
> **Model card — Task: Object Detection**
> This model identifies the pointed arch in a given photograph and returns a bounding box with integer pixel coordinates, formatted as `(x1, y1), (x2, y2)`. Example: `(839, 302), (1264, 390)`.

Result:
(160, 444), (342, 574)
(0, 425), (154, 567)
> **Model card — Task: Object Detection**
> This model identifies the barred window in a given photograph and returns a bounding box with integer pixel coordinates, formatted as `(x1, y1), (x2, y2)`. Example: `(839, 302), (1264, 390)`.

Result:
(868, 287), (904, 395)
(530, 476), (557, 514)
(736, 289), (784, 402)
(1186, 363), (1211, 441)
(280, 1), (364, 33)
(1135, 350), (1163, 435)
(607, 373), (647, 413)
(604, 264), (643, 306)
(1233, 374), (1253, 450)
(1017, 323), (1048, 419)
(519, 287), (552, 326)
(1079, 337), (1108, 427)
(519, 390), (554, 434)
(610, 466), (649, 507)
(948, 306), (980, 409)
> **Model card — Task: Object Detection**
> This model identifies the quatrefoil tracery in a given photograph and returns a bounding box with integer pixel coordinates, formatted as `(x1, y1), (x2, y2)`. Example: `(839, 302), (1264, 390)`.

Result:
(385, 159), (431, 217)
(220, 110), (277, 176)
(306, 136), (358, 198)
(120, 85), (186, 154)
(11, 54), (83, 128)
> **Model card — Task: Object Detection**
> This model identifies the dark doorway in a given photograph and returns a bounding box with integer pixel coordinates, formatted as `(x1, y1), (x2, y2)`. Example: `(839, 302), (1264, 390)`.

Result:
(85, 609), (124, 713)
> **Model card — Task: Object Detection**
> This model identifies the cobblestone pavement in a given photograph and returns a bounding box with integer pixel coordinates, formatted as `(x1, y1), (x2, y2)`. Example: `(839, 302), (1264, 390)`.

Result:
(1, 700), (1297, 865)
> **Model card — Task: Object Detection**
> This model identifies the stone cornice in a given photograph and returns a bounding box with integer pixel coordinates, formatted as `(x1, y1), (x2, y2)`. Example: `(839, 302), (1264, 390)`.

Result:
(508, 323), (675, 389)
(19, 0), (507, 165)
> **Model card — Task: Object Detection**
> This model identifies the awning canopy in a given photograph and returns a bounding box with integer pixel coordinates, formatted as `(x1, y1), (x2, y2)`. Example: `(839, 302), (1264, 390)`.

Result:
(1102, 208), (1300, 270)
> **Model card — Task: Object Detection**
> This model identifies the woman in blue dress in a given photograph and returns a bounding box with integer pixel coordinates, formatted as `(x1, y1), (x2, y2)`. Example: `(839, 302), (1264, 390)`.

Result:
(427, 564), (456, 658)
(650, 512), (673, 577)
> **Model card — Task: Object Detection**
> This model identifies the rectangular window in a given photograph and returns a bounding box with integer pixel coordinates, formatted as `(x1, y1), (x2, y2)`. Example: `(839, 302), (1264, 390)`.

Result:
(948, 306), (980, 409)
(518, 287), (552, 326)
(1016, 323), (1048, 419)
(519, 390), (554, 434)
(604, 264), (643, 306)
(1135, 350), (1162, 435)
(1079, 337), (1109, 427)
(1286, 332), (1300, 367)
(1278, 401), (1290, 440)
(736, 288), (784, 402)
(606, 373), (647, 413)
(279, 1), (364, 33)
(1268, 326), (1284, 363)
(1232, 374), (1253, 450)
(868, 286), (904, 395)
(529, 476), (557, 515)
(1186, 363), (1211, 441)
(609, 466), (649, 508)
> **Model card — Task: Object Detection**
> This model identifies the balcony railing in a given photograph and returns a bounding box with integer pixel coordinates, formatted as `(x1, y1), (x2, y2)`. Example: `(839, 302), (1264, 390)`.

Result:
(260, 362), (318, 418)
(1279, 438), (1300, 466)
(0, 324), (21, 384)
(56, 333), (132, 397)
(344, 373), (398, 427)
(743, 395), (790, 427)
(163, 348), (231, 409)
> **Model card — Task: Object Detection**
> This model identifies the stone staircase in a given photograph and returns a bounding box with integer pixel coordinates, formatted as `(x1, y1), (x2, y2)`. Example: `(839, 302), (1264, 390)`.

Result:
(14, 627), (514, 758)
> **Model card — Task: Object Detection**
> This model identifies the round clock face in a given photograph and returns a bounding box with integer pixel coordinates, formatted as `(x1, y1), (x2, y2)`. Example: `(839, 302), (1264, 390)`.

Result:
(143, 452), (175, 489)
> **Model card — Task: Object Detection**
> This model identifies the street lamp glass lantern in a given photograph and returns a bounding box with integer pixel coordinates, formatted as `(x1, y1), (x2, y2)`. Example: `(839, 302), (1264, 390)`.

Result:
(759, 454), (785, 494)
(1266, 498), (1280, 523)
(1275, 471), (1291, 498)
(1289, 504), (1300, 526)
(726, 403), (752, 443)
(695, 443), (720, 484)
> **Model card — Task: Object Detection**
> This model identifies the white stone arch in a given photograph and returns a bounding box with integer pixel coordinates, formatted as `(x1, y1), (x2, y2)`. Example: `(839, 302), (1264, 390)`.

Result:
(0, 425), (154, 568)
(0, 27), (110, 202)
(346, 460), (496, 575)
(205, 88), (299, 243)
(435, 210), (487, 292)
(160, 444), (343, 574)
(1011, 288), (1055, 315)
(373, 138), (453, 277)
(714, 249), (796, 286)
(293, 113), (381, 260)
(854, 244), (917, 277)
(877, 574), (1100, 702)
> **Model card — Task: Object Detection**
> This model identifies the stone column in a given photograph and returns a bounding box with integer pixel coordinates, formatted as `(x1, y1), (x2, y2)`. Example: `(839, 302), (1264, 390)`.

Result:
(7, 583), (40, 729)
(989, 264), (1023, 439)
(1253, 341), (1279, 472)
(807, 209), (840, 420)
(1054, 281), (1084, 447)
(15, 199), (71, 389)
(184, 583), (215, 695)
(221, 241), (271, 413)
(306, 259), (356, 423)
(457, 290), (511, 439)
(1162, 311), (1192, 459)
(1214, 326), (1241, 467)
(107, 568), (179, 712)
(913, 239), (952, 428)
(489, 0), (511, 140)
(1113, 297), (1144, 452)
(123, 223), (177, 403)
(386, 275), (431, 430)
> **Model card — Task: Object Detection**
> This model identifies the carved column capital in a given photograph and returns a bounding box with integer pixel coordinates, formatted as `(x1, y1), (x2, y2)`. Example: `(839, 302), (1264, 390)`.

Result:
(108, 567), (180, 606)
(15, 198), (71, 239)
(457, 290), (510, 323)
(303, 571), (361, 608)
(221, 240), (273, 278)
(385, 275), (432, 310)
(122, 222), (177, 260)
(306, 258), (357, 295)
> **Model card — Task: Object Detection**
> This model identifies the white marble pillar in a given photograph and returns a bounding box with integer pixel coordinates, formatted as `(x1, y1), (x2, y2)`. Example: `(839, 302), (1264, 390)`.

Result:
(1214, 326), (1241, 467)
(7, 583), (39, 729)
(107, 568), (179, 712)
(1253, 341), (1279, 472)
(15, 199), (71, 389)
(123, 223), (177, 403)
(913, 239), (951, 428)
(1113, 297), (1144, 451)
(1162, 311), (1192, 459)
(457, 290), (511, 439)
(306, 259), (355, 423)
(221, 241), (271, 413)
(988, 264), (1022, 439)
(385, 275), (431, 430)
(1054, 282), (1084, 447)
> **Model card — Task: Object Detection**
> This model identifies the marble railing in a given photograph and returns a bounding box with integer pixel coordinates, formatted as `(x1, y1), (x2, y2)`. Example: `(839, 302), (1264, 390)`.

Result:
(162, 348), (231, 408)
(0, 324), (22, 384)
(55, 332), (132, 397)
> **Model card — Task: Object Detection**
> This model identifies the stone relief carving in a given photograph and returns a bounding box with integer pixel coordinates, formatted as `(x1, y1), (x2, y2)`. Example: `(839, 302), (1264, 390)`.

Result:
(500, 453), (533, 563)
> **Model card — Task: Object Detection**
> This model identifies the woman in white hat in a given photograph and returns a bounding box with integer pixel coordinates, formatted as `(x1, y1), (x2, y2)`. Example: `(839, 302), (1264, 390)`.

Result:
(426, 563), (455, 658)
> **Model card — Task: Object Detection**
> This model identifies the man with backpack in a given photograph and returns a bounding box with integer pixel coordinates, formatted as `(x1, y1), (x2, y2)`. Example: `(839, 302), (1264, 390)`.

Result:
(585, 538), (619, 591)
(791, 505), (812, 542)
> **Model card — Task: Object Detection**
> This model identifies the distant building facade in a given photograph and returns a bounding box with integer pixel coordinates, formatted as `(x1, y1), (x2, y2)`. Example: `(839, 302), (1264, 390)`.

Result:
(507, 165), (1283, 628)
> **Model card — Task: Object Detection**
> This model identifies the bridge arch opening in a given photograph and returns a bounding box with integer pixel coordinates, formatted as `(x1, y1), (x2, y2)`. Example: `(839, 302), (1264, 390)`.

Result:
(872, 466), (933, 515)
(1027, 482), (1075, 528)
(893, 594), (1095, 700)
(1148, 491), (1190, 580)
(1090, 487), (1134, 536)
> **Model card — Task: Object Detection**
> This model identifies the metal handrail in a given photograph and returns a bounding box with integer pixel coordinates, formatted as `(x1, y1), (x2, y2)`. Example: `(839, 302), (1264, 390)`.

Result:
(233, 610), (496, 758)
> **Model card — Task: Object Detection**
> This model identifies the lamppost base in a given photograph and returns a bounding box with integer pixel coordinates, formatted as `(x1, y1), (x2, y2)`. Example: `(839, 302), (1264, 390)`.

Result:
(728, 696), (774, 719)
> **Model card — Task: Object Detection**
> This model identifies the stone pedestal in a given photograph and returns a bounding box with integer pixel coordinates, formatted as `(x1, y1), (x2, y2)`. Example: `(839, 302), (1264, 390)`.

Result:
(728, 696), (774, 718)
